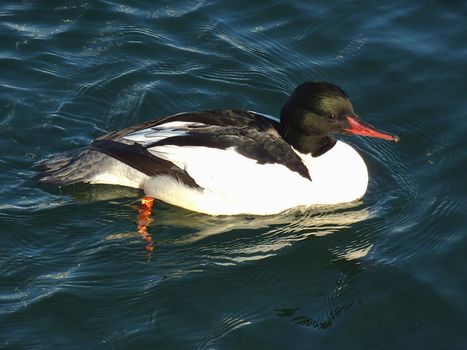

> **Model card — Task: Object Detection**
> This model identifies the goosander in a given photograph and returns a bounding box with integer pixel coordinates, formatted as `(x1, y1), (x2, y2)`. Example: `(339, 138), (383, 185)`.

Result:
(35, 82), (399, 216)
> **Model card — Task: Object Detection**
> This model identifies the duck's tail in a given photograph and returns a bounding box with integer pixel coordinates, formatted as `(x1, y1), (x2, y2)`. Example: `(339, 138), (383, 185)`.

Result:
(33, 147), (108, 187)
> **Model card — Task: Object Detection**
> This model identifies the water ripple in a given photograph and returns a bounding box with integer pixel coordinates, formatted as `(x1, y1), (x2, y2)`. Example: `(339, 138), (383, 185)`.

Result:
(1, 0), (467, 347)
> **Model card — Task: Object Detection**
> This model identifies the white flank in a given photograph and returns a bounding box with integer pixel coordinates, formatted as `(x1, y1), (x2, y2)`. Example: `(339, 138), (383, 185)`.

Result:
(88, 158), (149, 188)
(141, 140), (368, 215)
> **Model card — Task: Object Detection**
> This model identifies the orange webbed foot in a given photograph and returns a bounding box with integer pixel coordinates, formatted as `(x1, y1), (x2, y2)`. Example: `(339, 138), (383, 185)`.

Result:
(137, 196), (155, 252)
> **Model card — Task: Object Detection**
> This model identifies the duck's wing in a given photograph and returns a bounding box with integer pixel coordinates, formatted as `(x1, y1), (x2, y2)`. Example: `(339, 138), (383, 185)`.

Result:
(93, 109), (311, 182)
(89, 139), (200, 188)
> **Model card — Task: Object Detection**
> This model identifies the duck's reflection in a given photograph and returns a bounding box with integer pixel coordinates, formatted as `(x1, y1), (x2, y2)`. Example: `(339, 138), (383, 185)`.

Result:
(132, 200), (371, 263)
(69, 185), (374, 328)
(162, 203), (366, 239)
(65, 184), (372, 262)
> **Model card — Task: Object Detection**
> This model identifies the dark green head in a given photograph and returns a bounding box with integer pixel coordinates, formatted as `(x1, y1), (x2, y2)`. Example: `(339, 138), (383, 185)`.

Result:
(280, 82), (399, 156)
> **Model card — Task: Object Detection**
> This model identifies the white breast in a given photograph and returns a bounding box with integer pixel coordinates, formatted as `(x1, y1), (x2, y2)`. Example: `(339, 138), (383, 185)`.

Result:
(294, 141), (369, 205)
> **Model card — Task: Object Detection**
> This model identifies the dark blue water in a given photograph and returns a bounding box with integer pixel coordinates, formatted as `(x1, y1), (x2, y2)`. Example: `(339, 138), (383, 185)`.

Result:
(1, 1), (466, 349)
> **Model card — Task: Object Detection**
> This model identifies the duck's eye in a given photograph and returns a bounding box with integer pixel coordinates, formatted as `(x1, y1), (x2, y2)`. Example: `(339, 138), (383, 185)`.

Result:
(326, 114), (336, 121)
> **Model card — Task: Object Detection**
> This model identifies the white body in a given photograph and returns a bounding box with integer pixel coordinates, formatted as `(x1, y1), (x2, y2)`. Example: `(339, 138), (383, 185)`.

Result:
(89, 137), (368, 216)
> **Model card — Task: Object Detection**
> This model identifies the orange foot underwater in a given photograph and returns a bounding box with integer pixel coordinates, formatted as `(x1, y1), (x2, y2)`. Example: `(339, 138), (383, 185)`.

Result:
(137, 196), (155, 252)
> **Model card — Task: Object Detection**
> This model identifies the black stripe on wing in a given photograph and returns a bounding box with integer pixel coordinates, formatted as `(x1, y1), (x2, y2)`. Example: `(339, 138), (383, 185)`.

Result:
(97, 110), (275, 141)
(145, 113), (311, 181)
(90, 140), (201, 188)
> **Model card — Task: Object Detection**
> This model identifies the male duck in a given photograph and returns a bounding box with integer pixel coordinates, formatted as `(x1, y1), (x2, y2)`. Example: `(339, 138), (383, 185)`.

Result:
(35, 82), (399, 215)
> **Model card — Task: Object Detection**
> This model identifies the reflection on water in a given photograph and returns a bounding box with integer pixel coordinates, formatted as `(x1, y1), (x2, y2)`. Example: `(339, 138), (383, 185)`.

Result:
(92, 184), (373, 264)
(60, 184), (372, 263)
(161, 202), (368, 242)
(80, 186), (374, 336)
(158, 205), (370, 262)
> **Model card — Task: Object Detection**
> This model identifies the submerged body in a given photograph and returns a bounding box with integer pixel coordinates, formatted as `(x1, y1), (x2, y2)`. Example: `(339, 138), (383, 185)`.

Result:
(35, 82), (397, 215)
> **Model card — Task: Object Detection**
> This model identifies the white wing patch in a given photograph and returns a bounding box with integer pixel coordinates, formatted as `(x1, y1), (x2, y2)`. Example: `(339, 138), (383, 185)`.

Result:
(122, 121), (206, 146)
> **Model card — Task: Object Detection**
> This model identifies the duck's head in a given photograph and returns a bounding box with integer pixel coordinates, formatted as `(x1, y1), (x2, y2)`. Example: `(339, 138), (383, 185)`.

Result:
(280, 82), (399, 156)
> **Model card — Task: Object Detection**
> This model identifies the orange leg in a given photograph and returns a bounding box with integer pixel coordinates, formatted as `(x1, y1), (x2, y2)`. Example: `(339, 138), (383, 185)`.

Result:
(137, 196), (155, 252)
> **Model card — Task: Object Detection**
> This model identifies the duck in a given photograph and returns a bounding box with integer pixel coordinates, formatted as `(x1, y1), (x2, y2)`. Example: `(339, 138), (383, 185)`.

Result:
(35, 82), (399, 216)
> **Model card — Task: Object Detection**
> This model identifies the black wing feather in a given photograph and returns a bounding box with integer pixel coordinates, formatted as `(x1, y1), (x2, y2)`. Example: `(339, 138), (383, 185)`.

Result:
(97, 109), (311, 181)
(90, 140), (200, 188)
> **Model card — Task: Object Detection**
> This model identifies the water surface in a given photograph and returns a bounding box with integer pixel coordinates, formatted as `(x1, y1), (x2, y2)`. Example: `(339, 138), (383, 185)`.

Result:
(1, 1), (466, 349)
